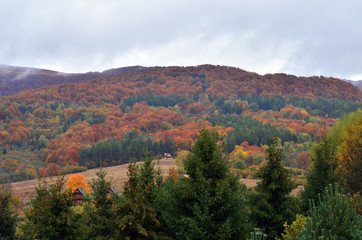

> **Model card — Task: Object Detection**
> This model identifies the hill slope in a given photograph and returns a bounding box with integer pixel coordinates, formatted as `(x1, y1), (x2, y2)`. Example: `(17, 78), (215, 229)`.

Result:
(0, 64), (146, 96)
(0, 64), (361, 182)
(342, 79), (362, 90)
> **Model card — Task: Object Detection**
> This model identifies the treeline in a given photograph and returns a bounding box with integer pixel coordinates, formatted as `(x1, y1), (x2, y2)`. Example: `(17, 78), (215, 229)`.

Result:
(2, 126), (360, 240)
(79, 131), (176, 168)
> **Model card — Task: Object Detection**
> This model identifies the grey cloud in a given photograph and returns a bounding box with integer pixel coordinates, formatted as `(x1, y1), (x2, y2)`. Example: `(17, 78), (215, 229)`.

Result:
(0, 0), (361, 79)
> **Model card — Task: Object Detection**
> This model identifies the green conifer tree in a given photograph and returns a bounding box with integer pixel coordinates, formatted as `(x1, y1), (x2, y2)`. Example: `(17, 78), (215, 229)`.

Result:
(301, 134), (339, 212)
(115, 157), (164, 240)
(159, 128), (249, 240)
(82, 168), (120, 239)
(0, 184), (17, 240)
(299, 184), (362, 239)
(250, 138), (295, 239)
(18, 177), (79, 240)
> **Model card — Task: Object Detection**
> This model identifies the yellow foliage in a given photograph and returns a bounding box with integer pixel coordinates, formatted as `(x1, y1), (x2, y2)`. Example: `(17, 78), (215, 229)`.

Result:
(335, 109), (362, 193)
(175, 150), (190, 173)
(281, 214), (307, 240)
(12, 194), (20, 206)
(233, 148), (246, 162)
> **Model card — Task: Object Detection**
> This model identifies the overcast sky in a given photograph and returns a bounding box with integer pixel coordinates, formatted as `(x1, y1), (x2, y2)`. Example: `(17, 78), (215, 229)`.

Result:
(0, 0), (361, 80)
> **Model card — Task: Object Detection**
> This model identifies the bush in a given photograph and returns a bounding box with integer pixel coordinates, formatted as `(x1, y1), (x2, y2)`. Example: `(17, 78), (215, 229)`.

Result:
(281, 214), (307, 240)
(60, 165), (88, 175)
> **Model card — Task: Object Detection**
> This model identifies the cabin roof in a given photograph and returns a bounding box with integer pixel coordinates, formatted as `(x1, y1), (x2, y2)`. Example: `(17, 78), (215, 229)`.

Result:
(75, 187), (88, 197)
(110, 186), (121, 197)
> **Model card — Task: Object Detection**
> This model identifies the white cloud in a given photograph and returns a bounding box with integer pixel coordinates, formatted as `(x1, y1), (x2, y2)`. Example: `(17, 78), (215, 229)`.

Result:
(348, 74), (362, 81)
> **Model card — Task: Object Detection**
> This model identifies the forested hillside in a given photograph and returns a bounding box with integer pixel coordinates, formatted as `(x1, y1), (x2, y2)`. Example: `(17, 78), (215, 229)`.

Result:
(0, 64), (361, 182)
(0, 64), (146, 96)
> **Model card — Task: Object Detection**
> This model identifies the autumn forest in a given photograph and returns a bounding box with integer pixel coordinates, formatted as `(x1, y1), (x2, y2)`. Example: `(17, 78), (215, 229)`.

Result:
(0, 65), (360, 181)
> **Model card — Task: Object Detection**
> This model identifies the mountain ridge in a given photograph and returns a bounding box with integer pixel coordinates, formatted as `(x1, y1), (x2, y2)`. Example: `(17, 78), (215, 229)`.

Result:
(0, 64), (148, 96)
(1, 64), (361, 98)
(341, 78), (362, 90)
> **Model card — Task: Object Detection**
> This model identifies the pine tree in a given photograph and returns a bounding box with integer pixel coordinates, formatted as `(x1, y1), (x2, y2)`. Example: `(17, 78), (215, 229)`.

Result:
(0, 184), (17, 240)
(159, 128), (249, 240)
(299, 184), (362, 239)
(250, 138), (295, 239)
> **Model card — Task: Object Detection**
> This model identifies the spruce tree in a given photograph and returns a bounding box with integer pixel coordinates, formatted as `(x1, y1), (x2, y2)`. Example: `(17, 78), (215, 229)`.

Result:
(159, 128), (249, 240)
(18, 177), (79, 240)
(115, 157), (164, 240)
(82, 168), (120, 239)
(301, 134), (339, 212)
(250, 138), (295, 239)
(0, 184), (17, 240)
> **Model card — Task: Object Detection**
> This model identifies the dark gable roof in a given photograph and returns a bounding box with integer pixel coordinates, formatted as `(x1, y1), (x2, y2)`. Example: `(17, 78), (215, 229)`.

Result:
(76, 187), (88, 197)
(110, 186), (121, 197)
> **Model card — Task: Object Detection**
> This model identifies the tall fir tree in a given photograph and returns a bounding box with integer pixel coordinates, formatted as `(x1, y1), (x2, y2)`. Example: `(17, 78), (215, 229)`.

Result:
(159, 128), (249, 240)
(249, 138), (295, 240)
(0, 184), (17, 240)
(115, 157), (165, 240)
(18, 177), (79, 240)
(82, 168), (121, 239)
(300, 133), (339, 212)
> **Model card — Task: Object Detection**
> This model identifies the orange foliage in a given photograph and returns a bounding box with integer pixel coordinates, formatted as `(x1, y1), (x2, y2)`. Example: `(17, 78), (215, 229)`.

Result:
(46, 163), (61, 176)
(249, 106), (335, 140)
(167, 167), (179, 181)
(66, 174), (90, 194)
(297, 152), (310, 169)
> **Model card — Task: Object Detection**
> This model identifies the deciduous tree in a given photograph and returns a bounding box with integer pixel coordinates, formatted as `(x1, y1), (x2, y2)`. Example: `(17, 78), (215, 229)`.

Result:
(66, 174), (90, 194)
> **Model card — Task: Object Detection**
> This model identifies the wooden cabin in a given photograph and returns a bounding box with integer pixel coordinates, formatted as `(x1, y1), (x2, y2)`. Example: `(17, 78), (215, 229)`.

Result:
(73, 187), (88, 206)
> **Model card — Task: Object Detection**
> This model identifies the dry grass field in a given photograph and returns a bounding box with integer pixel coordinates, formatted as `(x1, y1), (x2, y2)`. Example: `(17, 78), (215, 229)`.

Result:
(10, 158), (301, 214)
(11, 159), (178, 209)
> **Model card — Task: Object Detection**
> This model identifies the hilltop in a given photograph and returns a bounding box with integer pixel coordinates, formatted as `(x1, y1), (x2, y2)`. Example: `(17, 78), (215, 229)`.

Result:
(342, 79), (362, 90)
(0, 64), (146, 96)
(0, 64), (360, 99)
